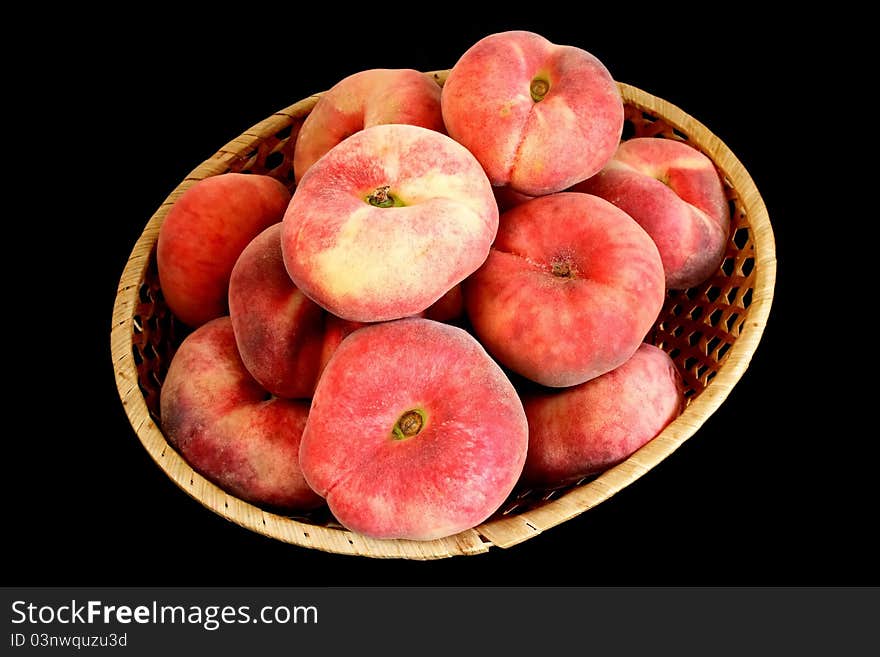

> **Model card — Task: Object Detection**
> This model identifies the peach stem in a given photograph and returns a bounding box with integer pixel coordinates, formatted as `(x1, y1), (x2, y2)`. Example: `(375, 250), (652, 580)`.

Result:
(530, 78), (550, 102)
(392, 409), (425, 440)
(368, 185), (395, 208)
(551, 258), (576, 278)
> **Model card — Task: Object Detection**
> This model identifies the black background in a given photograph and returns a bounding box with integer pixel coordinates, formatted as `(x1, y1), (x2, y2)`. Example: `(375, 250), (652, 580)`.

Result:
(9, 8), (872, 587)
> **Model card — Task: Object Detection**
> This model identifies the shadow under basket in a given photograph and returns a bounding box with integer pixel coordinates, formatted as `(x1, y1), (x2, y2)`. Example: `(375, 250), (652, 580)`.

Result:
(110, 71), (776, 560)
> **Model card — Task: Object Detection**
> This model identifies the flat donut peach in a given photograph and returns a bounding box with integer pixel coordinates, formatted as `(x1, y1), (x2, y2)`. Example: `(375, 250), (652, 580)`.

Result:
(441, 30), (623, 196)
(299, 318), (528, 541)
(160, 317), (322, 511)
(521, 343), (685, 486)
(293, 68), (444, 183)
(228, 224), (325, 399)
(282, 123), (498, 323)
(463, 192), (665, 387)
(574, 137), (730, 289)
(157, 173), (291, 328)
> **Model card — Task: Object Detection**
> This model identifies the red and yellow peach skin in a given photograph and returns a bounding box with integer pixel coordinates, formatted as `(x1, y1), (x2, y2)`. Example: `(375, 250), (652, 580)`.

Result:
(521, 343), (685, 486)
(299, 318), (528, 540)
(157, 173), (291, 328)
(464, 192), (665, 388)
(228, 224), (325, 399)
(574, 137), (730, 289)
(294, 68), (445, 183)
(442, 30), (623, 196)
(282, 124), (499, 323)
(160, 317), (323, 510)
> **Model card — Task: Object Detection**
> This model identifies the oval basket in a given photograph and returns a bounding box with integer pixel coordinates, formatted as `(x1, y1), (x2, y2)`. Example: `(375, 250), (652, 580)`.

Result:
(111, 71), (776, 559)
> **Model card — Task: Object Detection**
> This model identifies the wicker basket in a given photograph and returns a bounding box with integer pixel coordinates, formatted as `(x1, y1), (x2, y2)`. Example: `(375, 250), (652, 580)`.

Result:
(110, 70), (776, 559)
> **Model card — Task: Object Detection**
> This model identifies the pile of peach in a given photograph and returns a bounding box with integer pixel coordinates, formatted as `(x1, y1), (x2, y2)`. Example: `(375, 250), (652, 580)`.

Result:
(156, 30), (730, 541)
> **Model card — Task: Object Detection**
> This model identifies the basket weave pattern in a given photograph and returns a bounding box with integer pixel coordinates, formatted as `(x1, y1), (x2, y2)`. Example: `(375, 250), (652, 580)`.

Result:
(111, 71), (775, 559)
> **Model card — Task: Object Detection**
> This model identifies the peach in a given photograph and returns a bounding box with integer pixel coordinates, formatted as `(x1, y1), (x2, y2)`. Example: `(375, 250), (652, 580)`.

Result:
(160, 317), (323, 510)
(442, 30), (623, 196)
(293, 68), (445, 183)
(157, 173), (291, 328)
(228, 224), (325, 399)
(464, 192), (665, 388)
(573, 137), (730, 289)
(521, 343), (685, 486)
(282, 123), (499, 323)
(299, 317), (528, 541)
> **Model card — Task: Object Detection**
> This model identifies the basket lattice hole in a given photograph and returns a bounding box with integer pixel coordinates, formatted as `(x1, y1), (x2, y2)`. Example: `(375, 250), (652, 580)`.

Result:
(143, 342), (158, 361)
(687, 331), (702, 347)
(740, 257), (755, 277)
(733, 227), (750, 249)
(741, 288), (754, 308)
(706, 336), (722, 356)
(265, 151), (284, 170)
(705, 286), (722, 302)
(275, 125), (293, 140)
(707, 308), (723, 326)
(683, 356), (698, 371)
(138, 283), (152, 304)
(726, 287), (740, 304)
(621, 120), (636, 140)
(132, 345), (143, 366)
(721, 257), (735, 276)
(668, 347), (681, 360)
(671, 325), (684, 337)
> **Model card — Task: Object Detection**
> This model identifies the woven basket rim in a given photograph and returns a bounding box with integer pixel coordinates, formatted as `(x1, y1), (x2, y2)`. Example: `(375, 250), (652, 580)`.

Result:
(110, 72), (776, 559)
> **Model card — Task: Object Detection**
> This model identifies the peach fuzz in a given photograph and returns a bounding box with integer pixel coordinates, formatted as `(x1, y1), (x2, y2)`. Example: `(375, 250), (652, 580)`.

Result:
(464, 192), (665, 388)
(521, 343), (685, 486)
(157, 173), (291, 328)
(299, 318), (528, 541)
(441, 30), (623, 196)
(160, 317), (323, 511)
(282, 124), (498, 323)
(293, 68), (445, 183)
(573, 137), (730, 290)
(228, 224), (325, 399)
